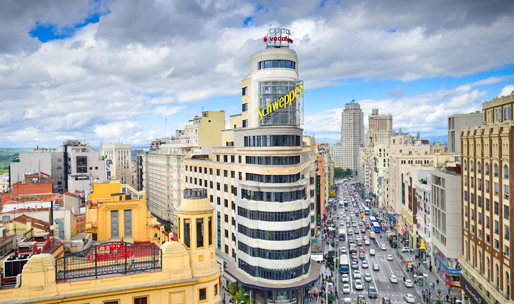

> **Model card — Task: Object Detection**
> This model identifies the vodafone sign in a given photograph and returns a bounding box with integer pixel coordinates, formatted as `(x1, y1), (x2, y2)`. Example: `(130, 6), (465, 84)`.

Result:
(264, 28), (293, 48)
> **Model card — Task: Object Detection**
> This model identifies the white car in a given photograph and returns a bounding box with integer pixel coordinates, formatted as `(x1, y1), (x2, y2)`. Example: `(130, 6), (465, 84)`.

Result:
(343, 298), (352, 304)
(364, 239), (370, 245)
(404, 279), (414, 287)
(401, 247), (411, 253)
(404, 294), (416, 303)
(362, 260), (369, 268)
(369, 249), (376, 256)
(353, 270), (361, 279)
(342, 274), (349, 283)
(381, 244), (387, 251)
(341, 247), (347, 254)
(342, 284), (351, 294)
(355, 235), (361, 240)
(387, 254), (393, 261)
(364, 273), (372, 282)
(389, 275), (398, 283)
(354, 279), (363, 290)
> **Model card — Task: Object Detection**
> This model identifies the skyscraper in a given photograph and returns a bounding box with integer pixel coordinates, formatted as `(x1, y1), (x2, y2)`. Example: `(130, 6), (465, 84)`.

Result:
(341, 101), (364, 170)
(366, 108), (393, 146)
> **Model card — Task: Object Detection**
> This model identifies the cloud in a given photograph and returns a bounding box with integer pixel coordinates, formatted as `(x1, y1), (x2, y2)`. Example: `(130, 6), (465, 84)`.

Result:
(498, 85), (514, 98)
(1, 0), (514, 147)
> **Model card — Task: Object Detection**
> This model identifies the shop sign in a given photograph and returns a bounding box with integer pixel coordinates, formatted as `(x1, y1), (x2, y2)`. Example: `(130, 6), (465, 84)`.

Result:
(258, 84), (304, 121)
(462, 275), (486, 304)
(263, 28), (293, 48)
(87, 242), (134, 262)
(311, 254), (324, 261)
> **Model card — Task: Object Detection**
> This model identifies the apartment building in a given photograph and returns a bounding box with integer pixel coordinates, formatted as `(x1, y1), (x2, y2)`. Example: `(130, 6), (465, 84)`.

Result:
(329, 140), (342, 168)
(372, 144), (390, 209)
(430, 167), (463, 288)
(415, 176), (432, 260)
(341, 102), (364, 171)
(366, 108), (393, 146)
(460, 91), (513, 304)
(100, 143), (133, 185)
(183, 29), (319, 303)
(447, 112), (483, 154)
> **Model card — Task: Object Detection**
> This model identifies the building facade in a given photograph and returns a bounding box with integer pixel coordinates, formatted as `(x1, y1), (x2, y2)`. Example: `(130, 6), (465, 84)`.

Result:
(329, 140), (342, 168)
(341, 102), (364, 171)
(101, 143), (133, 185)
(460, 91), (513, 304)
(447, 112), (483, 154)
(366, 108), (393, 146)
(372, 144), (390, 209)
(183, 28), (319, 303)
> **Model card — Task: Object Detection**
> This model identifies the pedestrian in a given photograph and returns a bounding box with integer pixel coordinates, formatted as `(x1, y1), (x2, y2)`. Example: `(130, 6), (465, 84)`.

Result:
(436, 279), (439, 285)
(442, 294), (446, 301)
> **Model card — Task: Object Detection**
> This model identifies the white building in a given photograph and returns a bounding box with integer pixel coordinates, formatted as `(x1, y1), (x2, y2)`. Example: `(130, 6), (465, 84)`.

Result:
(341, 102), (364, 171)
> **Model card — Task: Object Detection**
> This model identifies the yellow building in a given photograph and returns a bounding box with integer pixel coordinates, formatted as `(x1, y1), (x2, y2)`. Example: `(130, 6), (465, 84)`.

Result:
(0, 188), (220, 304)
(86, 180), (160, 243)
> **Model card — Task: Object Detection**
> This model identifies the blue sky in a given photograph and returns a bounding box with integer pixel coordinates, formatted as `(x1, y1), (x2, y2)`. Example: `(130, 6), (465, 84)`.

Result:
(1, 0), (514, 148)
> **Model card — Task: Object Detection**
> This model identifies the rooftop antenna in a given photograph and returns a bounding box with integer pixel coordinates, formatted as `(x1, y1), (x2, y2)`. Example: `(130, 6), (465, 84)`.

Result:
(351, 95), (355, 103)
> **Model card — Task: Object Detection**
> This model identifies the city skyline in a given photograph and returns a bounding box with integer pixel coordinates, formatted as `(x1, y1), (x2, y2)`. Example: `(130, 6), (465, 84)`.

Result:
(1, 0), (514, 148)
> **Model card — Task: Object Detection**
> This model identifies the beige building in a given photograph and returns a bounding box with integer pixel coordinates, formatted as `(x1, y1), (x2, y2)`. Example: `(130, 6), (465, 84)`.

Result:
(372, 144), (390, 208)
(460, 91), (513, 304)
(330, 141), (342, 168)
(341, 102), (364, 171)
(101, 143), (133, 185)
(182, 29), (319, 303)
(366, 108), (393, 146)
(447, 112), (482, 154)
(141, 111), (226, 229)
(0, 173), (8, 193)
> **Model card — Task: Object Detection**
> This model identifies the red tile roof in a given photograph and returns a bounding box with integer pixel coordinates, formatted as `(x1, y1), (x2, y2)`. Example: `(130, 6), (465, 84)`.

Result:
(13, 214), (49, 231)
(64, 192), (78, 198)
(4, 194), (59, 205)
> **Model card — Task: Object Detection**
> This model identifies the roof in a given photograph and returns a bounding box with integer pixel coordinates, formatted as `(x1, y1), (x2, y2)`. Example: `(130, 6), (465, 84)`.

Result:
(64, 192), (78, 198)
(0, 233), (16, 244)
(13, 214), (50, 231)
(4, 194), (59, 205)
(4, 207), (50, 213)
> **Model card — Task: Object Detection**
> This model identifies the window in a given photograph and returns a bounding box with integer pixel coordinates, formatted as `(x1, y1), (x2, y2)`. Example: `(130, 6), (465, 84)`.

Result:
(242, 103), (248, 112)
(478, 162), (481, 173)
(216, 169), (220, 176)
(242, 87), (247, 96)
(494, 163), (499, 177)
(217, 183), (220, 191)
(486, 163), (490, 176)
(494, 201), (499, 215)
(217, 197), (220, 205)
(486, 216), (490, 229)
(105, 302), (119, 304)
(486, 198), (490, 211)
(197, 218), (204, 247)
(506, 225), (510, 241)
(505, 165), (510, 180)
(505, 204), (510, 220)
(242, 119), (248, 128)
(134, 297), (147, 304)
(505, 105), (512, 121)
(199, 288), (207, 301)
(184, 219), (191, 248)
(258, 60), (296, 70)
(495, 220), (499, 234)
(214, 283), (218, 296)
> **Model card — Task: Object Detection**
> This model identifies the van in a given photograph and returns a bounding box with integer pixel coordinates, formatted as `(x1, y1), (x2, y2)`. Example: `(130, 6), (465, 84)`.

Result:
(369, 231), (376, 239)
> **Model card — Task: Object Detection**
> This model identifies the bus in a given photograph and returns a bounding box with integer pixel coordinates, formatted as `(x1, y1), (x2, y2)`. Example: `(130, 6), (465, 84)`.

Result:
(364, 208), (370, 215)
(340, 255), (350, 274)
(344, 200), (349, 207)
(369, 216), (377, 224)
(373, 222), (381, 233)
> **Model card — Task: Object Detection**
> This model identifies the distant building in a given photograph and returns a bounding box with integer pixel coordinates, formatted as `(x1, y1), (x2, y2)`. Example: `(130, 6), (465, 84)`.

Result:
(0, 173), (8, 193)
(341, 102), (364, 170)
(447, 112), (483, 154)
(330, 140), (342, 168)
(366, 108), (393, 146)
(100, 143), (133, 185)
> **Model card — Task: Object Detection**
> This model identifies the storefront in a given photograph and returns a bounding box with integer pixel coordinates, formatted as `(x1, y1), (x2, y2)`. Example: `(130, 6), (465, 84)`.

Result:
(433, 253), (461, 288)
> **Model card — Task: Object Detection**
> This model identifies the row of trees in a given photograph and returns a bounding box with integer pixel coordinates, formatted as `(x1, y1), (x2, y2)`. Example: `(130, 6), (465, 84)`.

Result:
(334, 167), (353, 179)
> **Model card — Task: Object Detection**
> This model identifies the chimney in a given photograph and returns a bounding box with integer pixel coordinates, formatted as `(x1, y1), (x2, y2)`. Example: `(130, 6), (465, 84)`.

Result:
(26, 218), (32, 232)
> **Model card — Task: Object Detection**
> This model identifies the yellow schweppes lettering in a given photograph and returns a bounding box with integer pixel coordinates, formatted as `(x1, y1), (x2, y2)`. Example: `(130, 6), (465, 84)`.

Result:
(258, 84), (303, 121)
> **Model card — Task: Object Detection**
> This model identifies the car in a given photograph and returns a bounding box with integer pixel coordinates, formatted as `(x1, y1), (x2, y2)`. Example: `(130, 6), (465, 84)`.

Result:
(352, 223), (357, 227)
(364, 273), (372, 282)
(352, 262), (358, 269)
(362, 260), (369, 268)
(389, 275), (398, 283)
(404, 294), (416, 303)
(355, 235), (361, 240)
(341, 247), (348, 254)
(348, 237), (354, 243)
(343, 298), (352, 304)
(342, 274), (349, 283)
(369, 249), (376, 256)
(352, 253), (357, 259)
(359, 221), (363, 226)
(381, 244), (387, 251)
(387, 254), (393, 261)
(347, 223), (350, 228)
(401, 247), (411, 252)
(359, 253), (365, 260)
(357, 294), (366, 304)
(364, 239), (370, 245)
(373, 264), (380, 271)
(340, 211), (345, 215)
(342, 284), (351, 294)
(355, 279), (363, 290)
(361, 228), (366, 233)
(381, 297), (392, 304)
(363, 235), (368, 240)
(368, 286), (377, 298)
(354, 229), (359, 234)
(404, 279), (414, 287)
(359, 248), (365, 253)
(357, 240), (363, 246)
(353, 270), (361, 279)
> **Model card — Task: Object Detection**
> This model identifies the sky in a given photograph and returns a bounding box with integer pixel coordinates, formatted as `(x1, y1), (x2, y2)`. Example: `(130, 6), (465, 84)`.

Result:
(1, 0), (514, 148)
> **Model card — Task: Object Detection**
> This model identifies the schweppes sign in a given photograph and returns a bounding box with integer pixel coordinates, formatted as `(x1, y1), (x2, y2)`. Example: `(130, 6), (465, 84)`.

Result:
(258, 84), (304, 122)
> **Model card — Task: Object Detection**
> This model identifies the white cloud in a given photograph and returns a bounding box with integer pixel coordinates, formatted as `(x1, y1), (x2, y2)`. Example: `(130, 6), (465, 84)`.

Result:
(498, 85), (514, 98)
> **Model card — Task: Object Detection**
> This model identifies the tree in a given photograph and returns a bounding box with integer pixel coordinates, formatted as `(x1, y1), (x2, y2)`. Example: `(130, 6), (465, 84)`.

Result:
(334, 167), (346, 179)
(228, 282), (238, 296)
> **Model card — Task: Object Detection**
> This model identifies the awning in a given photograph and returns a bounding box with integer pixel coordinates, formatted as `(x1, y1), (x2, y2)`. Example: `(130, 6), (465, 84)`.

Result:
(399, 228), (406, 235)
(433, 253), (461, 274)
